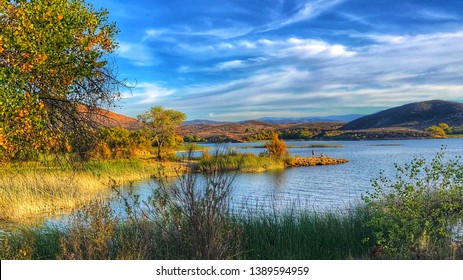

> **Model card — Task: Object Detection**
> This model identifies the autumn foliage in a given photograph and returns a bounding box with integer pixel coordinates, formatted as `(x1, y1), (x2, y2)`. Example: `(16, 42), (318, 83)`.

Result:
(0, 0), (123, 161)
(265, 132), (288, 159)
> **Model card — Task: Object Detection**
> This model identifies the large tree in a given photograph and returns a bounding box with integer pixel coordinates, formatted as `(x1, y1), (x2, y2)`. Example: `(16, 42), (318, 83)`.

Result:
(0, 0), (124, 160)
(138, 106), (186, 160)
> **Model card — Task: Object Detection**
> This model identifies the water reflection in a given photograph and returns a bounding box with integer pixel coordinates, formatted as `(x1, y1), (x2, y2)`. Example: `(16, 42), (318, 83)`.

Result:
(78, 139), (463, 216)
(3, 138), (463, 229)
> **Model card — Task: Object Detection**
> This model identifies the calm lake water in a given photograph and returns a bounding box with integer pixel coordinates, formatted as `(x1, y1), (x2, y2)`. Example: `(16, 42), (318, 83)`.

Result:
(127, 138), (463, 213)
(3, 138), (462, 229)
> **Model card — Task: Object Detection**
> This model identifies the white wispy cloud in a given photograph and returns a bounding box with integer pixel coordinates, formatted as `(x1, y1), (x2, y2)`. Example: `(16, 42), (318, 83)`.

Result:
(117, 42), (156, 66)
(337, 12), (373, 27)
(142, 1), (348, 43)
(214, 60), (247, 70)
(152, 29), (463, 120)
(238, 40), (257, 49)
(107, 1), (463, 120)
(366, 31), (463, 45)
(415, 8), (459, 21)
(285, 0), (346, 25)
(143, 26), (253, 41)
(277, 37), (356, 59)
(366, 35), (409, 44)
(142, 29), (168, 41)
(122, 82), (175, 105)
(259, 0), (347, 32)
(176, 37), (355, 73)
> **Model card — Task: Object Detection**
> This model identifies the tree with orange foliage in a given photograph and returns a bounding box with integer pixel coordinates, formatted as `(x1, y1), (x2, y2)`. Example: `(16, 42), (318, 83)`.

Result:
(0, 0), (125, 160)
(265, 132), (288, 159)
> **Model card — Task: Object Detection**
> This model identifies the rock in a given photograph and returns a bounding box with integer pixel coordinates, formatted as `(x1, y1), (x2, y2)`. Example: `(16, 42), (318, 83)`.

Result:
(288, 155), (348, 167)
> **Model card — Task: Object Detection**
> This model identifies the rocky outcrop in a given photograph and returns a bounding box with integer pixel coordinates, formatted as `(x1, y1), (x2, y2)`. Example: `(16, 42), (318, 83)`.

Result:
(287, 156), (348, 167)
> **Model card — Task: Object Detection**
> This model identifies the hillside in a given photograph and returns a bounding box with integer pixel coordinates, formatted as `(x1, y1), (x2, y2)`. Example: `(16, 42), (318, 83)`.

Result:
(256, 114), (365, 124)
(90, 108), (145, 130)
(341, 100), (463, 130)
(180, 121), (344, 142)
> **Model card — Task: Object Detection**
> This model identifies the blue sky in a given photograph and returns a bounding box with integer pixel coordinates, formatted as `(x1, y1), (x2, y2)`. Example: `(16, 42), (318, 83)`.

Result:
(90, 0), (463, 121)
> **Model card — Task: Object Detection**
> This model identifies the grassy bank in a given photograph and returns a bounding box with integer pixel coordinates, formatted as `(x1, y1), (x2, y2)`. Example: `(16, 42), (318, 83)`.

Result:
(197, 152), (348, 173)
(197, 153), (285, 173)
(0, 203), (373, 260)
(0, 159), (180, 222)
(1, 201), (459, 260)
(0, 151), (347, 222)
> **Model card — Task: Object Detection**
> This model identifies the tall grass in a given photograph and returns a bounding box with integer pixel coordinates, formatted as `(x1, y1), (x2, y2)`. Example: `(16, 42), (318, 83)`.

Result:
(198, 152), (284, 173)
(239, 207), (373, 259)
(0, 159), (178, 222)
(0, 205), (373, 260)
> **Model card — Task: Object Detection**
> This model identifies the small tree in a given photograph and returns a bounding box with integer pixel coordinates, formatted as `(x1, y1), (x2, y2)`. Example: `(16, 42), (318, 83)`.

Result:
(137, 106), (186, 160)
(265, 132), (287, 159)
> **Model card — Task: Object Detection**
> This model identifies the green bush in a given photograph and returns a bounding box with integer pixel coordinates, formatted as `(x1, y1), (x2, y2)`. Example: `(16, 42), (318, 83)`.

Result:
(363, 151), (463, 259)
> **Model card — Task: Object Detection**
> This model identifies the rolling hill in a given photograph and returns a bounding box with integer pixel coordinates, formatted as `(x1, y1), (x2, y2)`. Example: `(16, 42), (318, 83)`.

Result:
(180, 121), (344, 142)
(256, 114), (365, 124)
(90, 108), (145, 130)
(341, 100), (463, 130)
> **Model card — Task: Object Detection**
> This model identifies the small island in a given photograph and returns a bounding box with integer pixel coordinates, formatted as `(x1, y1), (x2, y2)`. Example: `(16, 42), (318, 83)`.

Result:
(288, 155), (348, 167)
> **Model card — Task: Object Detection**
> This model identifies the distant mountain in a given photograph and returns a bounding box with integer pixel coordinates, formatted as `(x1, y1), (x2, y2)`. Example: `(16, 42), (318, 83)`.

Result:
(255, 114), (365, 124)
(183, 119), (230, 125)
(183, 114), (364, 126)
(325, 114), (366, 122)
(341, 100), (463, 130)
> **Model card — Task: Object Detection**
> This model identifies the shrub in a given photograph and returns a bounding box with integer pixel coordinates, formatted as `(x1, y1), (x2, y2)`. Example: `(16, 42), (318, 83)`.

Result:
(117, 149), (242, 259)
(438, 123), (453, 135)
(363, 150), (463, 259)
(59, 199), (118, 260)
(425, 125), (447, 138)
(265, 132), (289, 159)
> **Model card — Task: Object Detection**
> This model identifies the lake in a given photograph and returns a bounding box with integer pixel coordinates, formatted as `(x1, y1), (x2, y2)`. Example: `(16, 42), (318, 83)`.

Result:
(127, 138), (463, 214)
(2, 138), (461, 230)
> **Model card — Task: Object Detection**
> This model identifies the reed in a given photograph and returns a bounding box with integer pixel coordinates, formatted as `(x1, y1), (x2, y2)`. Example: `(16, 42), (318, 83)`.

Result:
(198, 153), (285, 173)
(0, 159), (178, 222)
(238, 207), (373, 260)
(0, 206), (373, 260)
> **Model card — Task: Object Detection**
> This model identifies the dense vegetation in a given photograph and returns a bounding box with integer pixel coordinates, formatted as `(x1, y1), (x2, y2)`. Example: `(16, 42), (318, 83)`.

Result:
(0, 0), (124, 161)
(1, 151), (462, 260)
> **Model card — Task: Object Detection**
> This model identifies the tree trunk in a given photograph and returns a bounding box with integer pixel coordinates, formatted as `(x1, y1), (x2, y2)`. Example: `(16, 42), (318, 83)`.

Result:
(157, 141), (163, 160)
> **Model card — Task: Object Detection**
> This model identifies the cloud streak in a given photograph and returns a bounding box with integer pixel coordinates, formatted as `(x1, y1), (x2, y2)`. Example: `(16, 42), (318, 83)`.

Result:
(117, 42), (156, 66)
(98, 0), (463, 120)
(257, 0), (348, 33)
(135, 29), (463, 120)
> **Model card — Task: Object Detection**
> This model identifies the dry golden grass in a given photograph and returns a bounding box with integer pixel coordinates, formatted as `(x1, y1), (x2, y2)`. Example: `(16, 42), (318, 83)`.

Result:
(0, 159), (182, 222)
